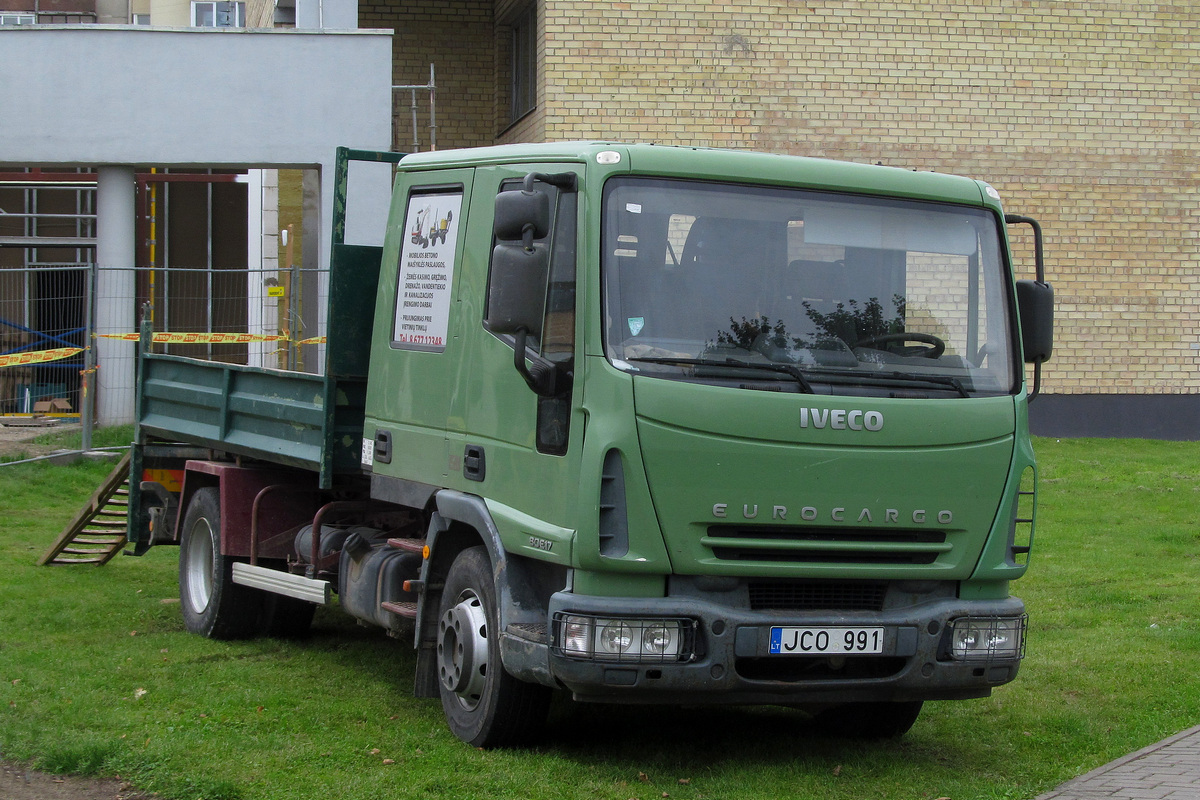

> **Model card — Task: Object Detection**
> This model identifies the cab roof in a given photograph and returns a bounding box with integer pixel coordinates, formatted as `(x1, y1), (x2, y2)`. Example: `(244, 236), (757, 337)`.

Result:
(397, 142), (993, 207)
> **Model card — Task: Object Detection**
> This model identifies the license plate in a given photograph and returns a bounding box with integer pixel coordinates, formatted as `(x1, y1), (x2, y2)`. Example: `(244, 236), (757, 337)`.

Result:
(768, 626), (885, 655)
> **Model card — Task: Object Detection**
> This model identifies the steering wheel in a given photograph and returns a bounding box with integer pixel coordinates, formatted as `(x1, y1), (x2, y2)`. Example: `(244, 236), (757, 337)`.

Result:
(852, 332), (946, 358)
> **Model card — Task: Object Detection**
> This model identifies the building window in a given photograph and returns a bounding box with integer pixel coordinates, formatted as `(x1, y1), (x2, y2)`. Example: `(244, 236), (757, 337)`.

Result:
(510, 5), (536, 122)
(0, 12), (36, 24)
(132, 13), (151, 24)
(191, 1), (245, 27)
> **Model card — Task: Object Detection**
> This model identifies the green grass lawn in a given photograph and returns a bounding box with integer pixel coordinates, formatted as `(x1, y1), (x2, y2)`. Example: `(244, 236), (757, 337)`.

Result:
(1, 437), (1198, 800)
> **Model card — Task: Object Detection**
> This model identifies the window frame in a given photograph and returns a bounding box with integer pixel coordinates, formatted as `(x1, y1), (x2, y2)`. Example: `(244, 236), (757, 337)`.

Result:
(190, 1), (245, 28)
(508, 5), (537, 123)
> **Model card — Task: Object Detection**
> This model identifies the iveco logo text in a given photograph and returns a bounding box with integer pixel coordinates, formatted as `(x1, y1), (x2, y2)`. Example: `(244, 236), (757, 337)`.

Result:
(712, 504), (953, 525)
(800, 408), (883, 431)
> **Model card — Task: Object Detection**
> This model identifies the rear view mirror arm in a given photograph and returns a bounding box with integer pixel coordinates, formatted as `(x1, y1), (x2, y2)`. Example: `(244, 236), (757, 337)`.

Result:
(513, 327), (571, 398)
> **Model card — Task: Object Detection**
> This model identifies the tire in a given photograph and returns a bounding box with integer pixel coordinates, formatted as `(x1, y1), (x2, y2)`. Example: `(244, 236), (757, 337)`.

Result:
(178, 487), (264, 639)
(815, 700), (924, 739)
(436, 546), (551, 747)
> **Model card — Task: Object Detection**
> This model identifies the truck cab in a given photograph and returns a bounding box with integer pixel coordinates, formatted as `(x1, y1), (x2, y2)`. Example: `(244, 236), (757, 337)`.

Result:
(360, 142), (1051, 744)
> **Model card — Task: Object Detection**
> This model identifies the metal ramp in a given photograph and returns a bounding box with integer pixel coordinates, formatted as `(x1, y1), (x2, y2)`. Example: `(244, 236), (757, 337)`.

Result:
(38, 451), (130, 565)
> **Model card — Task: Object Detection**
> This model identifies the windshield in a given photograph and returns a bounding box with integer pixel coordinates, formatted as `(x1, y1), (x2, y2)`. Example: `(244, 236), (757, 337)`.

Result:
(601, 177), (1017, 398)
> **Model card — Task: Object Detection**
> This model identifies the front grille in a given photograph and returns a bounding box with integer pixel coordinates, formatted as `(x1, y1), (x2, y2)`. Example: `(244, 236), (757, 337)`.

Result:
(748, 580), (888, 612)
(703, 525), (949, 566)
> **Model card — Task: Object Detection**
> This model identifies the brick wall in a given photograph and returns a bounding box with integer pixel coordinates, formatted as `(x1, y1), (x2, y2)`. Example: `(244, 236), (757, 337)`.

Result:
(359, 0), (496, 151)
(539, 1), (1200, 396)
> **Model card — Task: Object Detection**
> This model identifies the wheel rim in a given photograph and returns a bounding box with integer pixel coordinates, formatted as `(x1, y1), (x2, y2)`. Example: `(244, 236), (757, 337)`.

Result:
(183, 518), (215, 615)
(437, 589), (489, 710)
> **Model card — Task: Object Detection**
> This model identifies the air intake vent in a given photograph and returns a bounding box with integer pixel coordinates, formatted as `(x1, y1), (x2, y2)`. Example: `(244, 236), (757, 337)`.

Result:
(703, 526), (949, 566)
(598, 449), (629, 557)
(748, 581), (888, 612)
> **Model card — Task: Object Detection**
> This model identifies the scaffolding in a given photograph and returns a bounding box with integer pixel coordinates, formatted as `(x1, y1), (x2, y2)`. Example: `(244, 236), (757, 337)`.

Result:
(393, 64), (438, 153)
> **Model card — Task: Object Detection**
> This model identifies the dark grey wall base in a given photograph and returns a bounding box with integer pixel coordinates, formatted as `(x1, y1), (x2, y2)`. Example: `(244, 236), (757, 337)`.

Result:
(1029, 394), (1200, 441)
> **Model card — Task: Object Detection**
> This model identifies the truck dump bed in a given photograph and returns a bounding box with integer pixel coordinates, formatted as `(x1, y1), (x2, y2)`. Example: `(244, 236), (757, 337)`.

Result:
(134, 149), (400, 489)
(137, 351), (364, 487)
(136, 240), (384, 488)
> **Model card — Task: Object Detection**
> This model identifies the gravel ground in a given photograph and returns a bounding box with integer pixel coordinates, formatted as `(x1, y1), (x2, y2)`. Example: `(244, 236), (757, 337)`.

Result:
(0, 419), (83, 461)
(0, 761), (153, 800)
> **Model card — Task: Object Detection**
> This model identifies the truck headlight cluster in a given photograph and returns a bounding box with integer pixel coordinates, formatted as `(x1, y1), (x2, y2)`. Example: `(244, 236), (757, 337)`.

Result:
(553, 614), (694, 663)
(948, 616), (1026, 661)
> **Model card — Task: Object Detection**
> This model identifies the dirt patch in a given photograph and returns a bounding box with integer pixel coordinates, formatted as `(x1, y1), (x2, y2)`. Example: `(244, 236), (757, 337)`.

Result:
(0, 419), (82, 462)
(0, 761), (154, 800)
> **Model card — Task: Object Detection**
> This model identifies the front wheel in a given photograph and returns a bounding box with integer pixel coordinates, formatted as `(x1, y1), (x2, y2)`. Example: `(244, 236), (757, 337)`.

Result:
(436, 546), (551, 747)
(178, 487), (263, 639)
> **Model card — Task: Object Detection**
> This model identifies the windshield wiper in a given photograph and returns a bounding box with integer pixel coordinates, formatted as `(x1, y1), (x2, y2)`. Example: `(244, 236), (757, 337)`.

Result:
(777, 366), (972, 398)
(628, 356), (816, 394)
(892, 372), (971, 398)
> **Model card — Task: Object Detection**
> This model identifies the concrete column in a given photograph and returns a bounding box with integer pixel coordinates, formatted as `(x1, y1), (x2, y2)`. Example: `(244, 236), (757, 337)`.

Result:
(95, 166), (137, 426)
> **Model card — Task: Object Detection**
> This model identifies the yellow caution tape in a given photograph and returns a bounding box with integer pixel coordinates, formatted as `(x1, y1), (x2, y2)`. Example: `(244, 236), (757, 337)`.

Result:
(0, 347), (84, 368)
(97, 332), (290, 344)
(298, 336), (327, 345)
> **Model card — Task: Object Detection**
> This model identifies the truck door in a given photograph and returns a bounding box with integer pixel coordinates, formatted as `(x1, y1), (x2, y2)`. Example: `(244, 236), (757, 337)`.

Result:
(451, 165), (583, 558)
(364, 169), (475, 491)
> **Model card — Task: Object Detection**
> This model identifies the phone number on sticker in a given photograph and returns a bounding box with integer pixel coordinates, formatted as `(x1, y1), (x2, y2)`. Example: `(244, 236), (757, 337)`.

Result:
(397, 334), (444, 346)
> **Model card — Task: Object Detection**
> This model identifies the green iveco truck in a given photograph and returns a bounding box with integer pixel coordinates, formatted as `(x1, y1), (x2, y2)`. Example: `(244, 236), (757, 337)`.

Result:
(128, 142), (1053, 747)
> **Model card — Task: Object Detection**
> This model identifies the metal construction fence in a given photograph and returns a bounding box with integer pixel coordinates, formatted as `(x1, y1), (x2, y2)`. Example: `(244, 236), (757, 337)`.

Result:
(1, 263), (326, 429)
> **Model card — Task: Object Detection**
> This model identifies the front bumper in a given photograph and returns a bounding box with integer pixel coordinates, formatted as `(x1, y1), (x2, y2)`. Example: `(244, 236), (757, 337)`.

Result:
(540, 581), (1025, 705)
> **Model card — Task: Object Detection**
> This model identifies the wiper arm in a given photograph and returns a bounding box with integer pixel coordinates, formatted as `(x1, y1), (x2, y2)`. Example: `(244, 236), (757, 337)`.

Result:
(783, 366), (971, 397)
(628, 356), (816, 394)
(895, 372), (970, 397)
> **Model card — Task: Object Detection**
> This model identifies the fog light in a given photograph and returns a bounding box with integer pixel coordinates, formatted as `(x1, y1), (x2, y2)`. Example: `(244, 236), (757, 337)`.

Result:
(598, 621), (635, 655)
(642, 624), (675, 656)
(554, 614), (692, 663)
(949, 616), (1026, 661)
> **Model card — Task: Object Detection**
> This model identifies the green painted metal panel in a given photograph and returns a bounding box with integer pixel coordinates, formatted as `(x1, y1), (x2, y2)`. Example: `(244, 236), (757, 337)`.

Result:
(328, 243), (384, 378)
(137, 352), (362, 488)
(363, 167), (477, 490)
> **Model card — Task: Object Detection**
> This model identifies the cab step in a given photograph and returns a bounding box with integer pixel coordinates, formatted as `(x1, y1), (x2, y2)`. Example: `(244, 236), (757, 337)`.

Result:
(381, 601), (418, 618)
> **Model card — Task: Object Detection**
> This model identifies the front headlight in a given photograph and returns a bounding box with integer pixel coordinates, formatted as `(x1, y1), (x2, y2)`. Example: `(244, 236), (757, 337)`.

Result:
(948, 616), (1026, 661)
(554, 614), (692, 663)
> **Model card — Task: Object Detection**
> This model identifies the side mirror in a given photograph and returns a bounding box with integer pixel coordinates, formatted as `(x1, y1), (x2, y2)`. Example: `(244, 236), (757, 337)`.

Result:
(486, 174), (578, 397)
(486, 241), (549, 336)
(494, 188), (550, 242)
(486, 186), (552, 336)
(1016, 280), (1053, 365)
(1006, 214), (1051, 399)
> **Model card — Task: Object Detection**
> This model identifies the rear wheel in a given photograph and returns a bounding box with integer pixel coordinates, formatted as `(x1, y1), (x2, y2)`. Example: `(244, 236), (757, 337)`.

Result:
(178, 487), (263, 639)
(436, 546), (551, 747)
(815, 700), (924, 738)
